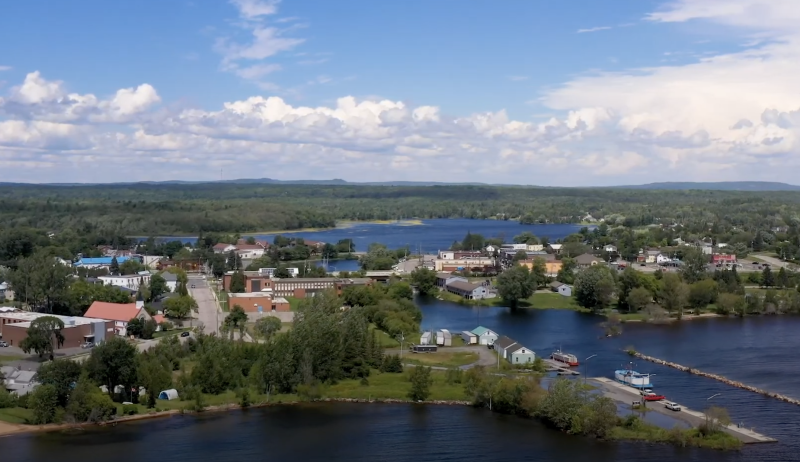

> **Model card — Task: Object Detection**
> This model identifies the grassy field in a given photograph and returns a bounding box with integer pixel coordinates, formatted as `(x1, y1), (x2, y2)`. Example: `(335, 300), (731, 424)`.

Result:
(403, 351), (478, 368)
(285, 296), (302, 311)
(438, 290), (583, 311)
(0, 354), (26, 364)
(0, 407), (33, 424)
(152, 328), (191, 339)
(326, 370), (466, 401)
(370, 325), (400, 348)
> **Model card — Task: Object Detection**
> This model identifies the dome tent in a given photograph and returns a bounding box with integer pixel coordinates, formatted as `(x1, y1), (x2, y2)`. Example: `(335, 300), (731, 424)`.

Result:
(158, 389), (179, 400)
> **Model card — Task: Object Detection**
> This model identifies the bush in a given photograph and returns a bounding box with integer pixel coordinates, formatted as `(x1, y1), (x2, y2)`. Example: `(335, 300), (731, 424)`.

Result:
(16, 392), (29, 409)
(444, 367), (463, 384)
(0, 387), (16, 408)
(379, 354), (403, 373)
(121, 404), (139, 416)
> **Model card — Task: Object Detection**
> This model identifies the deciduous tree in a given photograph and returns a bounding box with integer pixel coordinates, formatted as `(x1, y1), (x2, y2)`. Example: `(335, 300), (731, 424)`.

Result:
(496, 265), (536, 309)
(660, 273), (690, 318)
(34, 359), (83, 407)
(574, 266), (616, 311)
(253, 316), (282, 341)
(410, 267), (438, 296)
(20, 316), (65, 359)
(86, 336), (139, 397)
(408, 365), (433, 401)
(163, 295), (198, 319)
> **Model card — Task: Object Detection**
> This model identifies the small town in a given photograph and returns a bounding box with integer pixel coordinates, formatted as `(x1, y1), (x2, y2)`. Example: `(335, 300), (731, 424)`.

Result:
(3, 0), (800, 460)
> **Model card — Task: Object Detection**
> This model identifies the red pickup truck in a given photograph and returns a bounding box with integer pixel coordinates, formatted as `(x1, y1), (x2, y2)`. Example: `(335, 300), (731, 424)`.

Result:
(640, 391), (666, 401)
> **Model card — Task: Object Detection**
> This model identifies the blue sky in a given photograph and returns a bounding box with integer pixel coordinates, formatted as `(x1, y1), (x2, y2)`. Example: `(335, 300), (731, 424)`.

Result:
(1, 0), (799, 185)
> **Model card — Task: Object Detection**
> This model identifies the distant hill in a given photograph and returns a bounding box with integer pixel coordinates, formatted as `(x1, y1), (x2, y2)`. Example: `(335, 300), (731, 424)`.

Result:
(611, 181), (800, 191)
(1, 179), (799, 191)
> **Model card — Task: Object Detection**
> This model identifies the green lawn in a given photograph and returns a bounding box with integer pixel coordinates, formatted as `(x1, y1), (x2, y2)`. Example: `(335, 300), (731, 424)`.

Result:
(218, 290), (229, 312)
(403, 351), (478, 368)
(152, 328), (191, 339)
(370, 325), (400, 348)
(0, 407), (33, 424)
(437, 290), (583, 311)
(326, 370), (467, 401)
(0, 354), (26, 364)
(527, 292), (582, 310)
(285, 296), (302, 311)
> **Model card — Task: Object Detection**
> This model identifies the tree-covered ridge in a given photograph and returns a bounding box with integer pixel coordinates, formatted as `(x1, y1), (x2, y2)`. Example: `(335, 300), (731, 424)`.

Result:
(1, 183), (800, 234)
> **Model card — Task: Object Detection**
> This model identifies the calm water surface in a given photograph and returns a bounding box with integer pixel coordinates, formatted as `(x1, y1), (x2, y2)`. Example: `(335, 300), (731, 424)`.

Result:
(0, 404), (756, 462)
(157, 218), (585, 252)
(3, 306), (799, 461)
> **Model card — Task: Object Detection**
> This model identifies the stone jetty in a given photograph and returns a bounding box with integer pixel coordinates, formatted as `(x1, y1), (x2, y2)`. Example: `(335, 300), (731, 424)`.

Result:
(629, 351), (800, 406)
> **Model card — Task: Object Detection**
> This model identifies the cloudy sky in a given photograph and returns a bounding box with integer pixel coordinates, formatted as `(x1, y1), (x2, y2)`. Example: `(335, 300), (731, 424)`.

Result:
(1, 0), (799, 185)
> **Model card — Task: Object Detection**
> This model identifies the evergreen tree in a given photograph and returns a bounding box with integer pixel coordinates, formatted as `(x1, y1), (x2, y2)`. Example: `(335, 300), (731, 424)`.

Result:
(109, 256), (120, 275)
(761, 266), (774, 288)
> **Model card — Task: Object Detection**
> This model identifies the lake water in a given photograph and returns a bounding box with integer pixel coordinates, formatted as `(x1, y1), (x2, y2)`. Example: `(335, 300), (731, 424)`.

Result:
(157, 219), (585, 252)
(3, 305), (799, 461)
(0, 403), (758, 462)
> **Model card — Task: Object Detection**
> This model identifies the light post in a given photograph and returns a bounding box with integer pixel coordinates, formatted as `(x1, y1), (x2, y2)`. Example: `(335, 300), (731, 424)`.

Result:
(583, 354), (597, 384)
(398, 332), (405, 360)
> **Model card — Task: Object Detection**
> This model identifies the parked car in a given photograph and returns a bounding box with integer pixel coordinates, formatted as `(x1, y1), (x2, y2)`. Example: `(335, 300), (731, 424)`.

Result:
(80, 341), (94, 349)
(180, 331), (191, 338)
(665, 402), (682, 411)
(0, 340), (8, 347)
(191, 284), (196, 288)
(640, 391), (666, 401)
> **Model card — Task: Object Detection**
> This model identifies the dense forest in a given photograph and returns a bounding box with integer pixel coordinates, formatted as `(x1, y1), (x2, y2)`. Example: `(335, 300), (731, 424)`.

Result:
(1, 183), (800, 235)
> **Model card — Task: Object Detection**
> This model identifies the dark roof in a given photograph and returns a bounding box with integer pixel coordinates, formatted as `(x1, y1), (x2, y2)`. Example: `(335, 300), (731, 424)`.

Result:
(575, 253), (601, 265)
(494, 335), (518, 351)
(550, 281), (565, 288)
(160, 272), (178, 281)
(436, 273), (451, 280)
(447, 281), (481, 292)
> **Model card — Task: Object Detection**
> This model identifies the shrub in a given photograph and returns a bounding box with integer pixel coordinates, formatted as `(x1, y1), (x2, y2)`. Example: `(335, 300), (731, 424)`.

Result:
(121, 404), (139, 416)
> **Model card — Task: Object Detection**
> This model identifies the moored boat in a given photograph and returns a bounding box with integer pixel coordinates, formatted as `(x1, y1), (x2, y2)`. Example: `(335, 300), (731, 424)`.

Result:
(550, 350), (579, 366)
(615, 369), (653, 389)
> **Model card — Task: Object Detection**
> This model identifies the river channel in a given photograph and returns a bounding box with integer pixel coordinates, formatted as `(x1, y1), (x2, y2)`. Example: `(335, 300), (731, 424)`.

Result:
(3, 304), (800, 461)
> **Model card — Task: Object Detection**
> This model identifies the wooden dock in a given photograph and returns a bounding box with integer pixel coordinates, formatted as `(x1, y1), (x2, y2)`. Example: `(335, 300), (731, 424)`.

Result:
(543, 358), (580, 375)
(591, 377), (777, 444)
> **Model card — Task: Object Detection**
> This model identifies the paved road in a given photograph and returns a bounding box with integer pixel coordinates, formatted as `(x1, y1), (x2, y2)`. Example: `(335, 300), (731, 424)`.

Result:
(188, 275), (220, 335)
(591, 378), (774, 443)
(751, 253), (793, 270)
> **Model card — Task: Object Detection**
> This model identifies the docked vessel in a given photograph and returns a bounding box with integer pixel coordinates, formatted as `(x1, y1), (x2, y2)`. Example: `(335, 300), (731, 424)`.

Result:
(615, 367), (653, 389)
(550, 350), (579, 366)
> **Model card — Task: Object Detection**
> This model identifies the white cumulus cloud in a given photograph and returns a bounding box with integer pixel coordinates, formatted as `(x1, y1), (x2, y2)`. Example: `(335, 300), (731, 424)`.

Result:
(4, 0), (800, 184)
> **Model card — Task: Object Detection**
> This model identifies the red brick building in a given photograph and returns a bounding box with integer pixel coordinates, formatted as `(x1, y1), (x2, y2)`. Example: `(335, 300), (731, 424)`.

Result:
(222, 272), (371, 298)
(0, 312), (115, 349)
(712, 254), (737, 264)
(228, 293), (291, 312)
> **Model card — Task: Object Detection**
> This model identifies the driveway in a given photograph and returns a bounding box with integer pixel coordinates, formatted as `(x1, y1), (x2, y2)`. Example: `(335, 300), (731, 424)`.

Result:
(188, 275), (221, 335)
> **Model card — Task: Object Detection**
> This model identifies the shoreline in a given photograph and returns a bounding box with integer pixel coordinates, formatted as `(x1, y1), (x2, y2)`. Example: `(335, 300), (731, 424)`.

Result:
(128, 219), (427, 239)
(0, 398), (471, 438)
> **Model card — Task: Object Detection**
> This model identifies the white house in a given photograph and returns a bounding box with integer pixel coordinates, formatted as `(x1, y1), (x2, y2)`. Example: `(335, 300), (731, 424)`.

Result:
(557, 285), (572, 297)
(603, 245), (618, 253)
(212, 243), (238, 254)
(161, 272), (179, 292)
(656, 253), (672, 264)
(471, 326), (498, 346)
(526, 244), (544, 252)
(485, 245), (497, 253)
(98, 272), (151, 291)
(549, 244), (563, 254)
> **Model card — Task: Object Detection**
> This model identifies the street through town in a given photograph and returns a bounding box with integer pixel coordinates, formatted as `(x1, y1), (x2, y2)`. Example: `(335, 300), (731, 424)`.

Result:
(188, 275), (221, 335)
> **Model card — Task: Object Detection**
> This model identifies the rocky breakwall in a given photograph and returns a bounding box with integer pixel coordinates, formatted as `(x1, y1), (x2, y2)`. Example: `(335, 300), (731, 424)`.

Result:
(629, 351), (800, 406)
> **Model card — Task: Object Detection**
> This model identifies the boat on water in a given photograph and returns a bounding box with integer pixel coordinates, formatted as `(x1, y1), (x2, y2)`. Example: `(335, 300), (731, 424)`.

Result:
(550, 350), (579, 366)
(615, 369), (653, 389)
